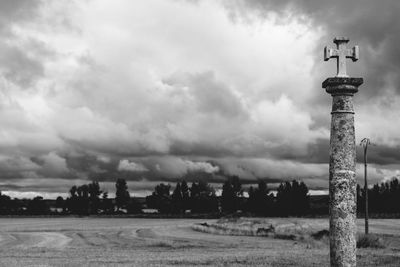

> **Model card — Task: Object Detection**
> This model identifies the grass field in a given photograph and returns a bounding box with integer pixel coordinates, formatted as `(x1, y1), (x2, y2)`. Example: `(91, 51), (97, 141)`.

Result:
(0, 217), (399, 266)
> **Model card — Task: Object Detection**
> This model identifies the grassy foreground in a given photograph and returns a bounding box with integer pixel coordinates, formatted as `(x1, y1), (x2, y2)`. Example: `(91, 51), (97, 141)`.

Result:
(0, 217), (398, 266)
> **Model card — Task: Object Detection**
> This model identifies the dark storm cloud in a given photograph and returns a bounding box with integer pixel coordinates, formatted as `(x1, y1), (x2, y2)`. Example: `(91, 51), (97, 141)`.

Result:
(225, 0), (400, 99)
(290, 138), (400, 166)
(0, 43), (44, 87)
(280, 137), (400, 166)
(0, 0), (50, 87)
(0, 0), (40, 28)
(356, 144), (400, 165)
(63, 153), (112, 175)
(276, 138), (330, 164)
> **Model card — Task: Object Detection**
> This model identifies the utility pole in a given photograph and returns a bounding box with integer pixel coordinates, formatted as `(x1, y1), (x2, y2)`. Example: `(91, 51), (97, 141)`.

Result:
(360, 137), (371, 235)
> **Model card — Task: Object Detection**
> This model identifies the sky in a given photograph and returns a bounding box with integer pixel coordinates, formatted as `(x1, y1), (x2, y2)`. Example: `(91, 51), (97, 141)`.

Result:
(0, 0), (399, 198)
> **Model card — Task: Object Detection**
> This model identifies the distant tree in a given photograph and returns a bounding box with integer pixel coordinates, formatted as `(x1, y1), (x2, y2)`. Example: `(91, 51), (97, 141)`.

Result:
(356, 184), (362, 213)
(190, 181), (218, 213)
(276, 180), (309, 216)
(156, 183), (172, 213)
(77, 184), (89, 199)
(100, 191), (114, 214)
(221, 176), (243, 213)
(67, 185), (79, 214)
(12, 198), (24, 215)
(231, 176), (243, 198)
(367, 178), (400, 214)
(66, 183), (94, 215)
(180, 180), (190, 212)
(55, 196), (65, 213)
(27, 196), (49, 215)
(146, 183), (172, 213)
(247, 186), (256, 212)
(127, 198), (142, 214)
(0, 192), (12, 214)
(155, 183), (171, 197)
(70, 186), (78, 198)
(246, 181), (273, 215)
(221, 181), (233, 213)
(115, 178), (130, 212)
(368, 184), (379, 213)
(296, 181), (309, 215)
(171, 182), (183, 213)
(389, 179), (400, 213)
(88, 181), (102, 214)
(77, 184), (90, 215)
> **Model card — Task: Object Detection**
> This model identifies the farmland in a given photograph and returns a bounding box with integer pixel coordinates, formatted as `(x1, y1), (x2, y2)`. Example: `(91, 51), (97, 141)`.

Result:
(0, 218), (399, 266)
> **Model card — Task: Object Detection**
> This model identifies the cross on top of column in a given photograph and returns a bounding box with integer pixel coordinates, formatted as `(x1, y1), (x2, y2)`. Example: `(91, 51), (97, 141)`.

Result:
(324, 37), (359, 77)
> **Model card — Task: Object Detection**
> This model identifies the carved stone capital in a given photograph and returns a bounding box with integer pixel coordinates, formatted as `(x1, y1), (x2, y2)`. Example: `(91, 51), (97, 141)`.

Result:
(322, 77), (363, 95)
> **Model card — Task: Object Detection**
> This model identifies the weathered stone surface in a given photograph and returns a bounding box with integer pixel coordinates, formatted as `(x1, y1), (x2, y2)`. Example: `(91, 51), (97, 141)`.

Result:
(322, 77), (363, 88)
(325, 82), (362, 267)
(329, 97), (357, 267)
(324, 38), (359, 77)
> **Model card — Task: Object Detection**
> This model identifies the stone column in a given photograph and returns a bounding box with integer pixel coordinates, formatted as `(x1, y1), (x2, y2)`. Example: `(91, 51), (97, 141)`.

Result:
(323, 77), (363, 267)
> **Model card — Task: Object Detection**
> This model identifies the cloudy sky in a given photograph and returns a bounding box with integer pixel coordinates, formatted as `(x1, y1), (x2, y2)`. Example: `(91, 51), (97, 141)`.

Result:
(0, 0), (399, 198)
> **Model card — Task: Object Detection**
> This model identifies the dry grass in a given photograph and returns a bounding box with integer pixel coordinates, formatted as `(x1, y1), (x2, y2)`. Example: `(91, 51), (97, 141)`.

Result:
(191, 221), (275, 237)
(192, 217), (325, 241)
(0, 218), (398, 266)
(192, 217), (332, 251)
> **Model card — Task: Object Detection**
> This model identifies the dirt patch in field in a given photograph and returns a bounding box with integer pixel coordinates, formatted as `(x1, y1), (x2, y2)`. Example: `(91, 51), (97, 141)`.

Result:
(0, 232), (71, 249)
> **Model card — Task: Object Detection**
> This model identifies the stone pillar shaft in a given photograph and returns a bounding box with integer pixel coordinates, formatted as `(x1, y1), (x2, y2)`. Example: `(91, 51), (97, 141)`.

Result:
(323, 77), (363, 267)
(329, 94), (356, 267)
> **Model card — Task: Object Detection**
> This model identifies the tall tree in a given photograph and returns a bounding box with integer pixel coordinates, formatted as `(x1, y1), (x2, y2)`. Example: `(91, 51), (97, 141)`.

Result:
(172, 182), (183, 213)
(78, 184), (90, 215)
(115, 178), (130, 212)
(0, 192), (12, 214)
(276, 181), (292, 215)
(190, 181), (218, 213)
(88, 181), (102, 214)
(27, 196), (49, 215)
(101, 191), (113, 214)
(146, 183), (172, 213)
(70, 186), (77, 198)
(55, 196), (64, 213)
(180, 180), (190, 212)
(246, 181), (273, 215)
(276, 180), (309, 216)
(221, 176), (242, 213)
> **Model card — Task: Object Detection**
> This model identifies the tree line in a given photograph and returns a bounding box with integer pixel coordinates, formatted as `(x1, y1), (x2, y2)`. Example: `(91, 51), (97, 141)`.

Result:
(146, 177), (311, 216)
(0, 177), (399, 216)
(357, 178), (400, 215)
(0, 178), (141, 215)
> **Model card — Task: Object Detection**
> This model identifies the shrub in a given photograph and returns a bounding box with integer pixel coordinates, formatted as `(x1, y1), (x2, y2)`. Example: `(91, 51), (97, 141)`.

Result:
(357, 234), (385, 248)
(311, 229), (329, 240)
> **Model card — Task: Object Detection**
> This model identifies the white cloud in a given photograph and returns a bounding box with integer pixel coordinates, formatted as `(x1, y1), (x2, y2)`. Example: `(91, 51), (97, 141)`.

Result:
(183, 160), (220, 174)
(118, 159), (149, 172)
(356, 95), (400, 147)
